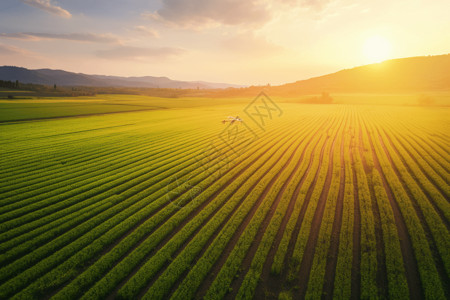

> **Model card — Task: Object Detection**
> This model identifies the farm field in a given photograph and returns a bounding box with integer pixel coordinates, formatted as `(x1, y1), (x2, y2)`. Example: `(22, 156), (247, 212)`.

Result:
(0, 95), (174, 122)
(0, 94), (270, 122)
(0, 98), (449, 299)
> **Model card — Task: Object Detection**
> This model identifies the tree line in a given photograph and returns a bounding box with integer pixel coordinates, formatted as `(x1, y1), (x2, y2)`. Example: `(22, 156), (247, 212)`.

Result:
(0, 80), (20, 89)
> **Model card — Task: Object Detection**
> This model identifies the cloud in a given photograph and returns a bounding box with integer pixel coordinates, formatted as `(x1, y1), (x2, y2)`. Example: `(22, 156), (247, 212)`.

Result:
(96, 46), (185, 60)
(145, 0), (272, 28)
(133, 26), (159, 38)
(20, 0), (71, 18)
(301, 0), (333, 10)
(144, 0), (340, 29)
(221, 32), (284, 56)
(0, 44), (30, 55)
(0, 32), (120, 43)
(278, 0), (333, 10)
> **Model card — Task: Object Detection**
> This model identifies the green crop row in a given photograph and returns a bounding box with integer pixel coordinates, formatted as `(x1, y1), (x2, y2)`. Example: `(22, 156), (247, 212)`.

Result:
(0, 130), (212, 240)
(270, 132), (325, 276)
(234, 115), (334, 300)
(0, 128), (205, 197)
(193, 130), (312, 300)
(0, 130), (223, 265)
(169, 117), (327, 300)
(362, 115), (445, 299)
(0, 129), (138, 179)
(3, 150), (213, 299)
(392, 122), (450, 185)
(305, 111), (346, 298)
(286, 114), (345, 282)
(0, 111), (203, 162)
(379, 119), (450, 218)
(0, 124), (213, 200)
(0, 140), (221, 297)
(0, 118), (211, 184)
(129, 126), (305, 300)
(1, 105), (447, 299)
(205, 113), (341, 299)
(0, 128), (213, 219)
(354, 113), (379, 299)
(371, 169), (409, 299)
(396, 118), (450, 166)
(392, 130), (450, 199)
(119, 118), (313, 299)
(0, 130), (128, 171)
(332, 125), (354, 300)
(54, 119), (303, 300)
(374, 122), (450, 277)
(270, 111), (341, 277)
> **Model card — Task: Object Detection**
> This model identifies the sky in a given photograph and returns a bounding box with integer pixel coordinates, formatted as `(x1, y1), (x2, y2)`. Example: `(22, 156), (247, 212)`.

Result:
(0, 0), (449, 85)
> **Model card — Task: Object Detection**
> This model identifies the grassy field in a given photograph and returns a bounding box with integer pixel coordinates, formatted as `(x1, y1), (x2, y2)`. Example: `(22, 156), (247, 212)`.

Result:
(0, 95), (449, 299)
(0, 94), (262, 122)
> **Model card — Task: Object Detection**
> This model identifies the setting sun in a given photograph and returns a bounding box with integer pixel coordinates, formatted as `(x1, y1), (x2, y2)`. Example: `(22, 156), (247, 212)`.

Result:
(363, 36), (391, 63)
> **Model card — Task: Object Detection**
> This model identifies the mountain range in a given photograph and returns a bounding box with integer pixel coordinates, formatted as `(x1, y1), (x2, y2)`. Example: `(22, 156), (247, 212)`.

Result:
(1, 54), (449, 93)
(0, 67), (244, 89)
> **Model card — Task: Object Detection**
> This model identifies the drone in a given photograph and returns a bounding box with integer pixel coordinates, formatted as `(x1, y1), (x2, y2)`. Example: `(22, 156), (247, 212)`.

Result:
(222, 116), (243, 124)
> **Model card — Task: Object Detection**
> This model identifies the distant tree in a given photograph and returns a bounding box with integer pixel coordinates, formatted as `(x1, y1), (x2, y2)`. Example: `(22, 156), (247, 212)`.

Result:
(15, 80), (19, 88)
(54, 84), (57, 89)
(302, 92), (334, 104)
(418, 94), (435, 106)
(0, 80), (15, 89)
(318, 92), (333, 104)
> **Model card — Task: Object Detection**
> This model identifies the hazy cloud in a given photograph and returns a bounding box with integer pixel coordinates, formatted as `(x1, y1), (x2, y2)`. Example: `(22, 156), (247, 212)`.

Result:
(96, 46), (185, 60)
(302, 0), (335, 12)
(221, 32), (283, 56)
(133, 26), (159, 38)
(144, 0), (339, 29)
(0, 32), (120, 43)
(0, 44), (30, 55)
(146, 0), (271, 28)
(20, 0), (71, 18)
(279, 0), (333, 9)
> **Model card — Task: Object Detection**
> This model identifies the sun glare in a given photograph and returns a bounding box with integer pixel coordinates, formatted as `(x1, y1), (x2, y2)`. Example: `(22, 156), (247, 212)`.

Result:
(363, 35), (391, 63)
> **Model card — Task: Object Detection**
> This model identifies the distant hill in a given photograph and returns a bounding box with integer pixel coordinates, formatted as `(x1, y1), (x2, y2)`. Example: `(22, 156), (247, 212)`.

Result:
(0, 66), (244, 89)
(1, 54), (449, 94)
(271, 54), (450, 95)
